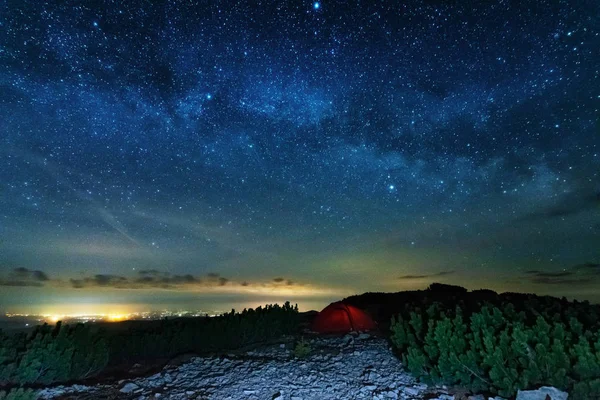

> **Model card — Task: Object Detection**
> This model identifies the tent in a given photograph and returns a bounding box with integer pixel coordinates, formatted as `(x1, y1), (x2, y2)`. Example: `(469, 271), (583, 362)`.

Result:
(311, 302), (377, 333)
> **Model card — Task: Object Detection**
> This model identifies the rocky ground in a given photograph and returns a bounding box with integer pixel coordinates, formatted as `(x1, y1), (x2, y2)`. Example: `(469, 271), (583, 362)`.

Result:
(36, 333), (567, 400)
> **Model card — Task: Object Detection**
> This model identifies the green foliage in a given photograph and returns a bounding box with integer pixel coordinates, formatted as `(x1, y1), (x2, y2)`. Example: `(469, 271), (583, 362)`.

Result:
(0, 331), (25, 385)
(293, 337), (311, 358)
(109, 301), (299, 365)
(0, 323), (109, 386)
(0, 302), (300, 389)
(390, 300), (600, 400)
(0, 388), (37, 400)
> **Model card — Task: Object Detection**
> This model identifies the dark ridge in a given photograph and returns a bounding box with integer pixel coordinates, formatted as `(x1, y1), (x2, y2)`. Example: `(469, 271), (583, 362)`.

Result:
(341, 282), (597, 332)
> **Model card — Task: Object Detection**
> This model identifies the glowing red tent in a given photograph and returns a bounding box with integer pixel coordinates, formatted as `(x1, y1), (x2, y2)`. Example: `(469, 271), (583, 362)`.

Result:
(311, 302), (377, 333)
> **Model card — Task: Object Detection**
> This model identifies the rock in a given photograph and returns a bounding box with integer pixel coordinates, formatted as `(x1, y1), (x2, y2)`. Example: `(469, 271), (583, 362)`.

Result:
(468, 395), (485, 400)
(516, 387), (568, 400)
(403, 386), (420, 396)
(37, 336), (435, 400)
(120, 383), (140, 394)
(489, 397), (507, 400)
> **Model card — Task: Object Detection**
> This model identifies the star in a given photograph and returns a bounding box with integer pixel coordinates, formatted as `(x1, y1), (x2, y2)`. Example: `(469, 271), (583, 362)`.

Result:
(0, 0), (597, 312)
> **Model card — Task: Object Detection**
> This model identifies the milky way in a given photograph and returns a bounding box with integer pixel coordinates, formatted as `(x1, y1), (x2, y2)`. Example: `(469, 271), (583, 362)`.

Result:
(0, 0), (599, 311)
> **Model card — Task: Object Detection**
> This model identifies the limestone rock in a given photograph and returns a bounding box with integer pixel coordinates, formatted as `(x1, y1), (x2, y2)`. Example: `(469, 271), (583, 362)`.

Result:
(120, 382), (140, 393)
(516, 386), (568, 400)
(35, 336), (458, 400)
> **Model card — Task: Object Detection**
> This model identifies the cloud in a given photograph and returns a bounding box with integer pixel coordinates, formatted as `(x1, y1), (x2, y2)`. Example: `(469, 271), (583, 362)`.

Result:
(523, 263), (600, 285)
(70, 271), (202, 289)
(11, 149), (141, 246)
(573, 262), (600, 271)
(0, 267), (342, 296)
(70, 274), (127, 288)
(398, 270), (455, 280)
(65, 270), (307, 292)
(524, 270), (573, 278)
(521, 191), (600, 221)
(272, 277), (294, 286)
(205, 272), (228, 286)
(0, 267), (51, 287)
(138, 269), (161, 275)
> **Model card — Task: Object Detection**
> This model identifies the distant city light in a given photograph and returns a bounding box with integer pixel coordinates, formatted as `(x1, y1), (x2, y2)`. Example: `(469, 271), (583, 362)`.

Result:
(4, 310), (215, 326)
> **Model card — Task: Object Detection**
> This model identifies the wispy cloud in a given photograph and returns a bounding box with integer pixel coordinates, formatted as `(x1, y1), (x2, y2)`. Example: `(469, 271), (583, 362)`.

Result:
(9, 147), (140, 246)
(523, 262), (600, 285)
(521, 191), (600, 221)
(0, 266), (340, 296)
(0, 268), (332, 296)
(130, 209), (276, 257)
(67, 271), (223, 290)
(0, 267), (50, 287)
(67, 270), (304, 291)
(398, 270), (455, 280)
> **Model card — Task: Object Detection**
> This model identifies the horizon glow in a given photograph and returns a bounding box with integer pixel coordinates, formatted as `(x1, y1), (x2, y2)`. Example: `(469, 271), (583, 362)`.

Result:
(0, 0), (598, 313)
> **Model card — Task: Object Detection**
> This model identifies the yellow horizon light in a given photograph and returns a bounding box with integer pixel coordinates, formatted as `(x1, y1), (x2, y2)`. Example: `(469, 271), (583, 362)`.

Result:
(107, 314), (129, 322)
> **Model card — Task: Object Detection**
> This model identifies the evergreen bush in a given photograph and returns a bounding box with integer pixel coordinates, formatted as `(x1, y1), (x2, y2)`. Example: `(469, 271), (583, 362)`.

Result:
(0, 323), (108, 386)
(0, 302), (299, 388)
(390, 302), (600, 399)
(293, 337), (311, 358)
(0, 388), (37, 400)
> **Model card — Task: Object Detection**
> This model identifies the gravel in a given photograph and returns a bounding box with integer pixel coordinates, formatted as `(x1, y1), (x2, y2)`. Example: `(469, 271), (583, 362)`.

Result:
(36, 333), (487, 400)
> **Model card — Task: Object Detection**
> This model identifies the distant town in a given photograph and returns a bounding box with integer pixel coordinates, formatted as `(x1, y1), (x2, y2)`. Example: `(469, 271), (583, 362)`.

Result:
(0, 310), (225, 331)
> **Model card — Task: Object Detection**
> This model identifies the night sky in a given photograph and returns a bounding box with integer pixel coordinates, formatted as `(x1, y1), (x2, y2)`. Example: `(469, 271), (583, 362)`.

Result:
(0, 0), (599, 314)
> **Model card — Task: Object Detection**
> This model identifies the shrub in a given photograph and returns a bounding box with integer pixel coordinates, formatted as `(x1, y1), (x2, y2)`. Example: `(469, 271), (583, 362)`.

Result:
(390, 303), (600, 399)
(0, 323), (108, 386)
(0, 388), (37, 400)
(294, 338), (311, 359)
(108, 302), (300, 365)
(0, 302), (300, 389)
(0, 331), (26, 385)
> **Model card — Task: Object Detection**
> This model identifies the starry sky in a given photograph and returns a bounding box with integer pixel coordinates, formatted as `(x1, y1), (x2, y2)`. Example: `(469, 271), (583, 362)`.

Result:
(0, 0), (599, 314)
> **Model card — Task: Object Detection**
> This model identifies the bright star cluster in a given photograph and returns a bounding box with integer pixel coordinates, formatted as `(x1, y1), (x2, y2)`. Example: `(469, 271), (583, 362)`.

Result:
(0, 0), (598, 312)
